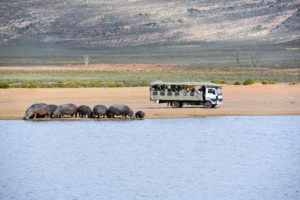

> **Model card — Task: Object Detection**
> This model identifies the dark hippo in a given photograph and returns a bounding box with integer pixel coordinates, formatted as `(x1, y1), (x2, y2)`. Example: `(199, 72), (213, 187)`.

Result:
(93, 105), (108, 119)
(52, 103), (77, 118)
(24, 103), (51, 120)
(35, 104), (58, 118)
(77, 105), (93, 118)
(48, 104), (58, 118)
(107, 104), (134, 119)
(135, 111), (145, 119)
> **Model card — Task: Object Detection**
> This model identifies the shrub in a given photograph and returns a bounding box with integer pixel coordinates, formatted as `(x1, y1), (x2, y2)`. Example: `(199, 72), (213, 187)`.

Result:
(27, 81), (38, 88)
(289, 82), (297, 85)
(0, 82), (9, 88)
(211, 80), (229, 84)
(56, 80), (65, 88)
(261, 80), (276, 85)
(233, 81), (241, 85)
(243, 79), (255, 85)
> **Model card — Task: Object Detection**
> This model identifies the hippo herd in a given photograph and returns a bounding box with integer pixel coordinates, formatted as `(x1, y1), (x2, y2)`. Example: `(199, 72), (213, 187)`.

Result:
(24, 103), (145, 120)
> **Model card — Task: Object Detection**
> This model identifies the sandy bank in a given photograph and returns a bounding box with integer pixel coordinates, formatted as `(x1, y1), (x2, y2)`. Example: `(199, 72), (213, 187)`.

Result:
(0, 84), (299, 120)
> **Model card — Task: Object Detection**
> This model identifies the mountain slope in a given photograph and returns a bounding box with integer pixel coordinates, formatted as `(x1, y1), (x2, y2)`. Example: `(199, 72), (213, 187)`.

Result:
(0, 0), (299, 47)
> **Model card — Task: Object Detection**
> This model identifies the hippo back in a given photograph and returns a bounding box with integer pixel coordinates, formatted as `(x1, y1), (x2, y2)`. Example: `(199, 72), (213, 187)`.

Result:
(48, 104), (58, 113)
(93, 105), (108, 115)
(77, 105), (93, 117)
(60, 103), (77, 115)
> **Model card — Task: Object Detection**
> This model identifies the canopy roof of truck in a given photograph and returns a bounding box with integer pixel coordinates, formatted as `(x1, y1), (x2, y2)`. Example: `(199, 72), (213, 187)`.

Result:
(150, 81), (220, 87)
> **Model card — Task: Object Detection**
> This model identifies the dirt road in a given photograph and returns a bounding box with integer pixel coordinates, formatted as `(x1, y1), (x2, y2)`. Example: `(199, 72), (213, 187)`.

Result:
(0, 84), (299, 119)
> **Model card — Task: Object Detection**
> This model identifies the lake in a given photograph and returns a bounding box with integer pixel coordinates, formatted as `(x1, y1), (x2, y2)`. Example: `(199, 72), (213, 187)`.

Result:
(0, 116), (299, 200)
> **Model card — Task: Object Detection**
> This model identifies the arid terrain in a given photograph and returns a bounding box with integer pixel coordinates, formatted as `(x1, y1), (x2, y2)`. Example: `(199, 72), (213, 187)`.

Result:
(0, 84), (299, 120)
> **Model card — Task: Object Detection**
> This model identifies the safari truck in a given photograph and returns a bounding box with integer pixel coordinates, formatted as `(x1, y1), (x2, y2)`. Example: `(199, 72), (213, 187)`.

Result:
(150, 81), (223, 108)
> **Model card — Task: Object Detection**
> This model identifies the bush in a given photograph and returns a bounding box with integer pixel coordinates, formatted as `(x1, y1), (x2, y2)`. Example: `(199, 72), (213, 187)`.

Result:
(233, 81), (241, 85)
(261, 80), (276, 85)
(211, 80), (229, 84)
(0, 82), (9, 88)
(243, 79), (255, 85)
(28, 81), (38, 88)
(289, 82), (297, 85)
(56, 80), (66, 88)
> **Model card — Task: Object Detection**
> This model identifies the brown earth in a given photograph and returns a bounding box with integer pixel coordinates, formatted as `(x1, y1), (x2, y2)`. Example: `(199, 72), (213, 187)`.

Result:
(0, 84), (299, 120)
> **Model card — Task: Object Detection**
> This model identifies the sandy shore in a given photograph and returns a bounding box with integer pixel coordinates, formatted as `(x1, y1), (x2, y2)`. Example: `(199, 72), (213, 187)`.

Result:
(0, 84), (299, 120)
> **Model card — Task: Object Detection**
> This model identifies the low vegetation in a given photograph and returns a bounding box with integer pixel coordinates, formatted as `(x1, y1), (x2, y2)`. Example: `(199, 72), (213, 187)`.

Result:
(289, 82), (297, 85)
(0, 66), (299, 88)
(243, 79), (255, 85)
(211, 80), (229, 84)
(261, 80), (276, 84)
(233, 81), (242, 85)
(0, 82), (9, 88)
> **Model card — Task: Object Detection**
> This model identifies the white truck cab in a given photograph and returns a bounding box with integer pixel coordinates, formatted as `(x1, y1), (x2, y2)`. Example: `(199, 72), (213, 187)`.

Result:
(205, 87), (223, 107)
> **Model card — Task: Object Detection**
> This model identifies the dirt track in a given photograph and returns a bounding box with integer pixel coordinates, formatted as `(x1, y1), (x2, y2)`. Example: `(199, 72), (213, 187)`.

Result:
(0, 84), (300, 120)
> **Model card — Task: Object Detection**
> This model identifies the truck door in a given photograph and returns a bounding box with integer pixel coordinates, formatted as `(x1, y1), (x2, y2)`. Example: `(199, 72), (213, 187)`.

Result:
(206, 88), (216, 101)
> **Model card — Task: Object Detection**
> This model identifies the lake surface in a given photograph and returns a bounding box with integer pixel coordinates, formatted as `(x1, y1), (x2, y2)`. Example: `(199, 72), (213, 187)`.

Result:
(0, 116), (299, 200)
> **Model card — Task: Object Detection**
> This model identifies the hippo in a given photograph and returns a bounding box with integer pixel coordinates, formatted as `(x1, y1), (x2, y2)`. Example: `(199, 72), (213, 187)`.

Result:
(77, 105), (93, 118)
(135, 111), (145, 119)
(52, 103), (77, 118)
(24, 103), (51, 120)
(35, 104), (58, 118)
(48, 104), (58, 118)
(93, 105), (108, 119)
(107, 104), (134, 119)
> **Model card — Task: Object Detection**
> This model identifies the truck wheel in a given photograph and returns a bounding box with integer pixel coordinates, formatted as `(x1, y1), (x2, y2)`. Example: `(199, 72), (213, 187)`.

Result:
(204, 101), (213, 108)
(171, 101), (180, 108)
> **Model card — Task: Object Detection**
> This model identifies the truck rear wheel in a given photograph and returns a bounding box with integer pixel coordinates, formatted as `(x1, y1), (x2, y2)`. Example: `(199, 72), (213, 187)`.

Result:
(204, 101), (213, 108)
(171, 101), (181, 108)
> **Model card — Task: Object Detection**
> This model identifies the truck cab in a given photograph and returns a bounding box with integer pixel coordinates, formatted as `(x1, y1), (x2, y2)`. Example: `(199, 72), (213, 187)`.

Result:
(206, 87), (223, 106)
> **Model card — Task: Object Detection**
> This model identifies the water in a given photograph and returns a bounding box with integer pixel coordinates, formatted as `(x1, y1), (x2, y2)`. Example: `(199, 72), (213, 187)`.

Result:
(0, 116), (299, 200)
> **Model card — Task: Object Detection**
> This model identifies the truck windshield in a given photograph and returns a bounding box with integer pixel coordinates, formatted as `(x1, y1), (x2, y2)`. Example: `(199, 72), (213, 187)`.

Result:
(208, 88), (215, 94)
(217, 88), (222, 95)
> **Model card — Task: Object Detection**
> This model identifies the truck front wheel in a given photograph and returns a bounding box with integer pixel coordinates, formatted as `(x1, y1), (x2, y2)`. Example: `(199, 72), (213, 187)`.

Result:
(204, 101), (213, 108)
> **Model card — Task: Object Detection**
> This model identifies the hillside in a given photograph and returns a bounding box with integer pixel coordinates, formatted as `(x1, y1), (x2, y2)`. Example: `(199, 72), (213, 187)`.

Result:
(0, 0), (299, 65)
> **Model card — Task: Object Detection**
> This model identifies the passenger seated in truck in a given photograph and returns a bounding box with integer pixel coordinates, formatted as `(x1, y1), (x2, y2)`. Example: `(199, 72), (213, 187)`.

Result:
(197, 88), (201, 95)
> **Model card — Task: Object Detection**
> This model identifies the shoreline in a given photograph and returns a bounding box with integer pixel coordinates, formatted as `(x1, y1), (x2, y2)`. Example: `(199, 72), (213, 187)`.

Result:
(1, 84), (300, 120)
(1, 113), (300, 121)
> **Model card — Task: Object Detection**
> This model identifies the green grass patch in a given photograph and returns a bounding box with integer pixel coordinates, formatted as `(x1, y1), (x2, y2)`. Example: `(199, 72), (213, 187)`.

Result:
(211, 80), (230, 84)
(0, 66), (299, 88)
(261, 80), (276, 84)
(243, 79), (255, 85)
(0, 81), (9, 88)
